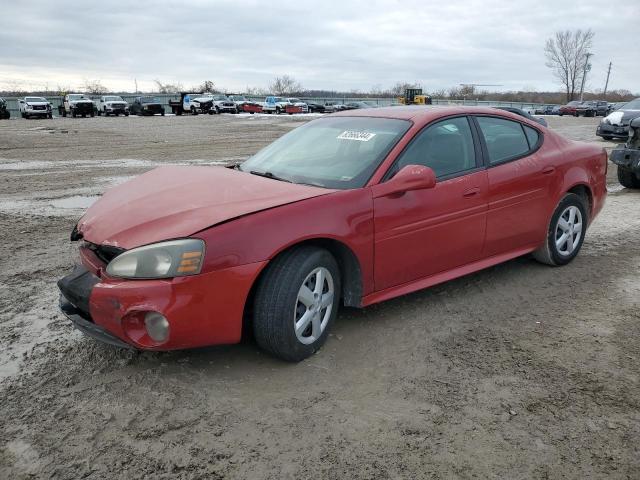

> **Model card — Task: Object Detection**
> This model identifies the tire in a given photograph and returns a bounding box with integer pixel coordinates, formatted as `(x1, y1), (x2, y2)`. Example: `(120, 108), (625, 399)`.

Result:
(618, 166), (640, 189)
(90, 111), (94, 117)
(215, 106), (220, 114)
(72, 111), (77, 118)
(275, 107), (281, 114)
(533, 193), (588, 266)
(62, 110), (67, 118)
(574, 112), (578, 117)
(191, 106), (198, 116)
(125, 112), (129, 116)
(48, 113), (52, 119)
(559, 113), (563, 117)
(253, 246), (341, 362)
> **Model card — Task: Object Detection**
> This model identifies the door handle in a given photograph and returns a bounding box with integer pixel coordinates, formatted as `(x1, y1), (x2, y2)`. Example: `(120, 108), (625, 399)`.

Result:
(463, 187), (480, 197)
(542, 166), (556, 175)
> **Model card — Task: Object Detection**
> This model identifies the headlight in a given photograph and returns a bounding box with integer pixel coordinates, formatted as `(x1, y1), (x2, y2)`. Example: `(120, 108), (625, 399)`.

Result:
(106, 239), (205, 279)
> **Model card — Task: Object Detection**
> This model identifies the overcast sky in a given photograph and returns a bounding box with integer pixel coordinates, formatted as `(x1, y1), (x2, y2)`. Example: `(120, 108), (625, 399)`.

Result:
(0, 0), (638, 94)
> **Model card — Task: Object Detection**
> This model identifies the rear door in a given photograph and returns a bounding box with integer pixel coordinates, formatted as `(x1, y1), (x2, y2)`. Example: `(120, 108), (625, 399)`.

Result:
(373, 116), (489, 290)
(474, 115), (555, 256)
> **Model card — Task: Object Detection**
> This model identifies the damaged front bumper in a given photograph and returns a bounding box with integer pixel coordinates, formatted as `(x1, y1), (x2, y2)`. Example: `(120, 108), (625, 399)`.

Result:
(596, 123), (629, 139)
(58, 265), (134, 349)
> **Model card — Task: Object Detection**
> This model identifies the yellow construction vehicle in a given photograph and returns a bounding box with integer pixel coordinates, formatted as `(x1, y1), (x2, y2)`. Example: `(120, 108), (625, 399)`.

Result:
(397, 88), (432, 105)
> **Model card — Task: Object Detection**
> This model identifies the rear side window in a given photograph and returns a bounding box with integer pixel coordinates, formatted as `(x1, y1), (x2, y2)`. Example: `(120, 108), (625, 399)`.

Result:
(476, 116), (530, 164)
(523, 125), (540, 148)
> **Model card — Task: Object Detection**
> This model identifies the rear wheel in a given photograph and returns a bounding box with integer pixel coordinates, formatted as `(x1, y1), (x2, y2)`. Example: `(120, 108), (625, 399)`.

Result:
(533, 193), (588, 266)
(618, 166), (640, 189)
(253, 246), (341, 362)
(191, 106), (198, 115)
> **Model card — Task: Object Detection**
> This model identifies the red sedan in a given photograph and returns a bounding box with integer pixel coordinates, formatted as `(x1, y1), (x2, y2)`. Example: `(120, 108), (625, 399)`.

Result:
(559, 100), (581, 117)
(58, 106), (607, 361)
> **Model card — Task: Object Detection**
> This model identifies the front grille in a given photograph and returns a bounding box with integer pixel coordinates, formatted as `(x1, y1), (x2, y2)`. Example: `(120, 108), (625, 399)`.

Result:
(83, 241), (125, 265)
(33, 105), (46, 110)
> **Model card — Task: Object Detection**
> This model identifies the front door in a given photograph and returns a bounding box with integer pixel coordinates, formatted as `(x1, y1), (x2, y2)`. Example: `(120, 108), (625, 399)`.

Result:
(373, 116), (489, 291)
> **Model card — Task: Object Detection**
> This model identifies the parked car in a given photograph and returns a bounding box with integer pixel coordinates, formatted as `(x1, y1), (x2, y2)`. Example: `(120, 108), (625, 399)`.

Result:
(18, 96), (53, 119)
(495, 107), (548, 127)
(576, 100), (608, 117)
(0, 97), (9, 119)
(596, 98), (640, 140)
(209, 94), (237, 114)
(534, 105), (556, 115)
(305, 101), (326, 113)
(228, 94), (262, 113)
(129, 96), (165, 116)
(551, 106), (561, 115)
(59, 94), (95, 118)
(97, 95), (129, 116)
(285, 98), (309, 113)
(559, 101), (581, 117)
(343, 101), (378, 110)
(610, 117), (640, 189)
(58, 106), (607, 361)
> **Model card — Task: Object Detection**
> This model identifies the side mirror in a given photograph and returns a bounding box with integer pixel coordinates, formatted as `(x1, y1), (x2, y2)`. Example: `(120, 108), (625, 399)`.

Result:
(373, 165), (436, 198)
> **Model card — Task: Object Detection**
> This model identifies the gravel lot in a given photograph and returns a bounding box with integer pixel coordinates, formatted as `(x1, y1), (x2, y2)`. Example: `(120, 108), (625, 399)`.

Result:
(1, 113), (639, 479)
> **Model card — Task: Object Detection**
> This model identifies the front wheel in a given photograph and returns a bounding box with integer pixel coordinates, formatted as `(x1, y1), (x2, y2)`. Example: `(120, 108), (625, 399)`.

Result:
(253, 247), (341, 362)
(533, 193), (588, 266)
(618, 166), (640, 189)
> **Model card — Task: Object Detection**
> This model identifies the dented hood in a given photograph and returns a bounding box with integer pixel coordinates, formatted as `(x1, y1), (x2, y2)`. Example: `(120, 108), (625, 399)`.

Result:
(77, 166), (332, 249)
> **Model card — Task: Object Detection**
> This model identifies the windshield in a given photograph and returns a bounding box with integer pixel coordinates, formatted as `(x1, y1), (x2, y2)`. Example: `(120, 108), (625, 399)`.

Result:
(239, 117), (411, 189)
(566, 101), (581, 106)
(68, 94), (88, 100)
(230, 95), (246, 101)
(25, 97), (47, 102)
(141, 97), (159, 103)
(213, 95), (229, 100)
(103, 96), (123, 101)
(621, 98), (640, 110)
(288, 98), (301, 103)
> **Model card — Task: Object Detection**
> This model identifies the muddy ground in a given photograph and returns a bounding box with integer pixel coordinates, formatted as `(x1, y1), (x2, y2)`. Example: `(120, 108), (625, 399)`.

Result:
(0, 113), (638, 479)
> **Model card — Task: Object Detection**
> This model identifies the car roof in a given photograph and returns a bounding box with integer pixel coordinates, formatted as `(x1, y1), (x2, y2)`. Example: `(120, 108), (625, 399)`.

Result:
(330, 105), (533, 122)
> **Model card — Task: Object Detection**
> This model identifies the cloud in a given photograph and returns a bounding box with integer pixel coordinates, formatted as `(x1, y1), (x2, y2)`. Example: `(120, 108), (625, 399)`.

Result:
(0, 0), (638, 93)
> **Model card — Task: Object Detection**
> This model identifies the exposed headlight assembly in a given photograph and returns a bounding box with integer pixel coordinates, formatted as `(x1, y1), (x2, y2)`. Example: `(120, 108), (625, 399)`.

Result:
(106, 239), (205, 279)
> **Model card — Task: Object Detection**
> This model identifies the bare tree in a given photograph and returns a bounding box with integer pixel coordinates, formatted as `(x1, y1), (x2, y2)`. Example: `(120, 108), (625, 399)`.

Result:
(83, 79), (109, 94)
(545, 29), (594, 102)
(154, 79), (184, 94)
(269, 75), (303, 95)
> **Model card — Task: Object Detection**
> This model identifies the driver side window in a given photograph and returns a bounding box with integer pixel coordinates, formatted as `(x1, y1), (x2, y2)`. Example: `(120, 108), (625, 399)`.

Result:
(394, 117), (477, 178)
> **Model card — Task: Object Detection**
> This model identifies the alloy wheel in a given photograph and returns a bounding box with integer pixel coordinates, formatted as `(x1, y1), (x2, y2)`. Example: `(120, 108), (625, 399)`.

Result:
(555, 206), (583, 256)
(293, 267), (334, 345)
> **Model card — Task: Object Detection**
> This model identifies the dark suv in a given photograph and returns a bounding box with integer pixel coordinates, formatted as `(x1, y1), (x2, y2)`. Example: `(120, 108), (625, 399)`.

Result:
(576, 100), (608, 117)
(129, 97), (165, 116)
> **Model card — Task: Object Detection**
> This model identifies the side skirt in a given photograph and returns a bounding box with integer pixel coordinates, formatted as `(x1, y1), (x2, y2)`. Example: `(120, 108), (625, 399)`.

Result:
(361, 245), (538, 307)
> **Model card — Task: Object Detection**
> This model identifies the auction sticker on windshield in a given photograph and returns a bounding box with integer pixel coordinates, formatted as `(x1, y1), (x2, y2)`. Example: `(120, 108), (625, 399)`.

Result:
(337, 131), (376, 141)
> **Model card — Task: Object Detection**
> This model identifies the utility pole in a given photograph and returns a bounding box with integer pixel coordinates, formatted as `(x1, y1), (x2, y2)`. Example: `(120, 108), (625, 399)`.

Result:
(603, 62), (612, 97)
(134, 78), (138, 93)
(579, 53), (593, 102)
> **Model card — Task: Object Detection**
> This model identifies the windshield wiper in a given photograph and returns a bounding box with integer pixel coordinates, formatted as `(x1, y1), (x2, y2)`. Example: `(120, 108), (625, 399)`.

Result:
(249, 170), (292, 183)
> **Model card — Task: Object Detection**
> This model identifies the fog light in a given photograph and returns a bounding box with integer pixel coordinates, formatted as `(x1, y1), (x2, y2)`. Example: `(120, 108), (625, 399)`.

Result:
(144, 312), (169, 343)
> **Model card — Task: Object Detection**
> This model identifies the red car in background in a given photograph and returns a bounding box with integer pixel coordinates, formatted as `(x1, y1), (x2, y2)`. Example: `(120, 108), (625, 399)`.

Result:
(58, 106), (607, 361)
(559, 100), (581, 116)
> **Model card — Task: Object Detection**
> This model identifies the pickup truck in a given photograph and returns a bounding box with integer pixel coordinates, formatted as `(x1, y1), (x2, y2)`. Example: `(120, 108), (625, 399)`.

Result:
(58, 94), (95, 117)
(168, 93), (213, 115)
(262, 96), (302, 114)
(228, 94), (262, 114)
(0, 97), (10, 119)
(210, 94), (237, 114)
(97, 95), (129, 116)
(18, 96), (53, 119)
(129, 96), (165, 116)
